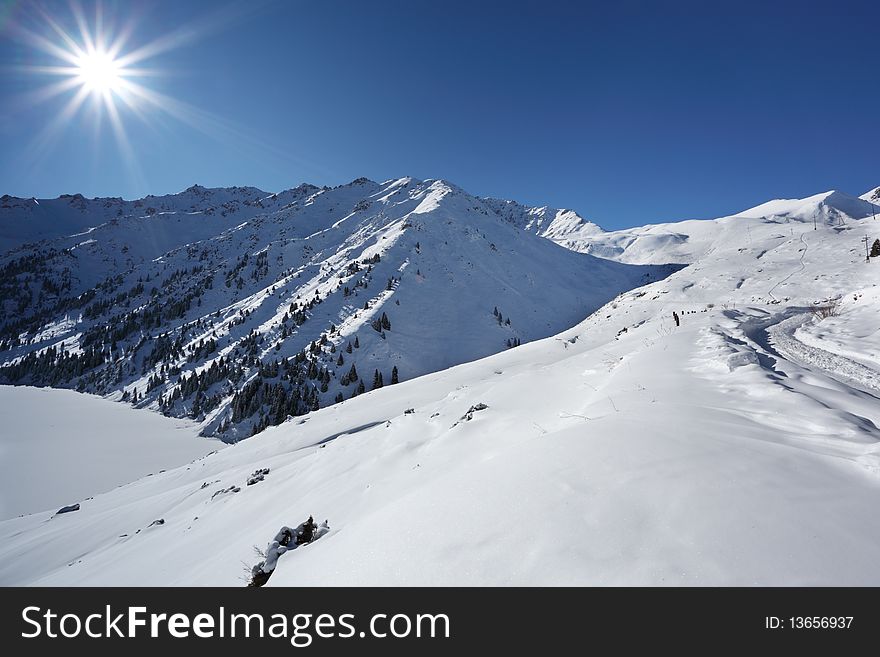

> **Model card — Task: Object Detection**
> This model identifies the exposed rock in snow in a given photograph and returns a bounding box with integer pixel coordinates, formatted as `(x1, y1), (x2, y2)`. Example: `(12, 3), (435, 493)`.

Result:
(246, 468), (270, 486)
(55, 504), (80, 515)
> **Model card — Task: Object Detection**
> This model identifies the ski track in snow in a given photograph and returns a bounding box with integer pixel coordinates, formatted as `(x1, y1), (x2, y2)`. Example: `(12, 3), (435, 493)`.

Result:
(766, 312), (880, 397)
(767, 229), (808, 303)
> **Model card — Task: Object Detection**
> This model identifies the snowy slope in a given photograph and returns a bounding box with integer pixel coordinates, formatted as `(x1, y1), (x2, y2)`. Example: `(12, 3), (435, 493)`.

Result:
(549, 189), (880, 265)
(1, 186), (878, 586)
(0, 386), (219, 520)
(0, 177), (675, 441)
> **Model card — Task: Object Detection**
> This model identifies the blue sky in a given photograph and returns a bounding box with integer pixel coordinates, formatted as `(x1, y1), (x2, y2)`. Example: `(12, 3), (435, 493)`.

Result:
(1, 0), (878, 229)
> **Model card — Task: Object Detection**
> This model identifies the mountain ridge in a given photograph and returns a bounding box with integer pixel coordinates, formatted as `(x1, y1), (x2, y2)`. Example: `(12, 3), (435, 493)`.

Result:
(0, 177), (676, 441)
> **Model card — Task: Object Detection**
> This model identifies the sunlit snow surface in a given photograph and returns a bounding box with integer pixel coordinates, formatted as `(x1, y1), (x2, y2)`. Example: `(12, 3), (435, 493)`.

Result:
(1, 184), (879, 585)
(0, 386), (219, 519)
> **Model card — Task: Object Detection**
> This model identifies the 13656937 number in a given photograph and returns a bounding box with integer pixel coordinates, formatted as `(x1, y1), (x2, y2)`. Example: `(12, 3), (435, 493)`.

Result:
(790, 617), (853, 629)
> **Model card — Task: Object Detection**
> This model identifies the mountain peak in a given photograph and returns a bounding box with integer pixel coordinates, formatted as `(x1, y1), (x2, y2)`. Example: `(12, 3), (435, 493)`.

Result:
(860, 185), (880, 203)
(732, 189), (875, 223)
(482, 196), (605, 240)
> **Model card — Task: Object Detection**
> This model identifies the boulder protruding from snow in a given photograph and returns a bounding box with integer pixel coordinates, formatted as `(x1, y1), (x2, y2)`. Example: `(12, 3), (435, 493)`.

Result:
(55, 503), (80, 515)
(248, 517), (330, 587)
(461, 403), (489, 422)
(247, 468), (270, 486)
(211, 485), (240, 500)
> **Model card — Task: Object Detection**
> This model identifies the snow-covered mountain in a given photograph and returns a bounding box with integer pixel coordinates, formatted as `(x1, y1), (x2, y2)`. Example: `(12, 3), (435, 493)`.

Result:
(0, 185), (271, 254)
(0, 177), (676, 441)
(2, 182), (878, 586)
(544, 188), (880, 265)
(861, 185), (880, 204)
(482, 197), (606, 242)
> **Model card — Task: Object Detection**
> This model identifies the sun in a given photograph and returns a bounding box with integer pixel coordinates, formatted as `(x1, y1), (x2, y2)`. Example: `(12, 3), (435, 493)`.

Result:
(75, 49), (123, 93)
(11, 0), (268, 180)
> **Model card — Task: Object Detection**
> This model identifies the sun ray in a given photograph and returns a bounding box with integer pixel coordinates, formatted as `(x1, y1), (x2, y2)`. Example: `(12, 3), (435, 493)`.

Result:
(36, 5), (87, 61)
(11, 76), (84, 110)
(89, 91), (104, 146)
(116, 67), (167, 78)
(11, 65), (82, 77)
(70, 0), (96, 54)
(103, 89), (147, 191)
(115, 79), (333, 177)
(94, 1), (104, 51)
(112, 27), (194, 69)
(105, 19), (135, 61)
(111, 1), (266, 69)
(26, 84), (92, 167)
(13, 23), (83, 66)
(110, 82), (158, 129)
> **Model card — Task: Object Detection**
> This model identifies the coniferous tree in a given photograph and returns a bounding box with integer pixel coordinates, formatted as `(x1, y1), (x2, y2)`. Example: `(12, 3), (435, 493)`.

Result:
(390, 366), (399, 384)
(871, 238), (880, 258)
(354, 336), (360, 348)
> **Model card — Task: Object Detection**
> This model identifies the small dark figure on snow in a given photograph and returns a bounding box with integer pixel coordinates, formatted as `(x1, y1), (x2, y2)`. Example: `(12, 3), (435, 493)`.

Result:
(296, 515), (317, 545)
(673, 311), (680, 327)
